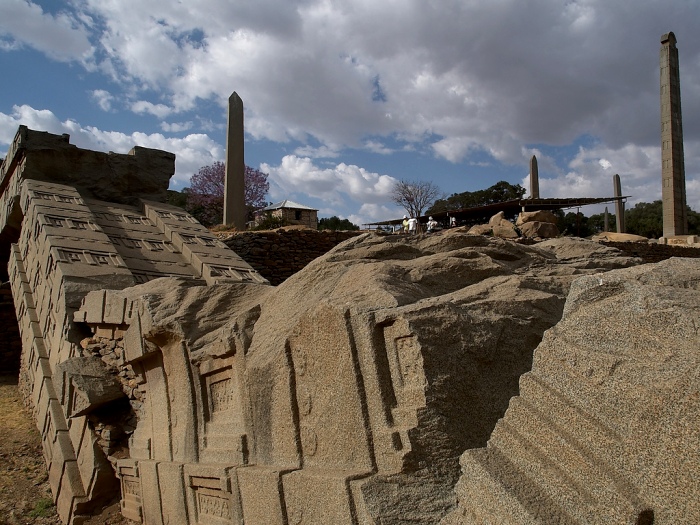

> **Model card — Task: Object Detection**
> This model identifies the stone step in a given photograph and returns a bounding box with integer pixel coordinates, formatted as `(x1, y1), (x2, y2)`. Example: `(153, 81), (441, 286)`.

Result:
(456, 446), (571, 525)
(531, 340), (634, 433)
(489, 398), (641, 523)
(517, 373), (623, 459)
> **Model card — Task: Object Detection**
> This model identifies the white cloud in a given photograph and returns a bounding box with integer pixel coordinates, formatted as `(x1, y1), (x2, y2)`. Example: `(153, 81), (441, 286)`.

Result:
(131, 101), (173, 119)
(91, 90), (114, 112)
(261, 155), (397, 208)
(364, 140), (394, 155)
(7, 0), (699, 165)
(0, 0), (93, 62)
(432, 136), (477, 164)
(161, 121), (194, 133)
(350, 203), (403, 226)
(3, 0), (700, 223)
(293, 144), (341, 159)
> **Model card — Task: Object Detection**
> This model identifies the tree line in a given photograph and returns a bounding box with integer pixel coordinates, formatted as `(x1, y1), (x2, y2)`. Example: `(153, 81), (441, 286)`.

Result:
(391, 179), (700, 237)
(557, 200), (700, 238)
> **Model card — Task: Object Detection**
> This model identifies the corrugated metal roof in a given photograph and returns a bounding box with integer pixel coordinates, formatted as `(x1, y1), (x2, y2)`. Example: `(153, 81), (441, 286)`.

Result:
(259, 199), (318, 211)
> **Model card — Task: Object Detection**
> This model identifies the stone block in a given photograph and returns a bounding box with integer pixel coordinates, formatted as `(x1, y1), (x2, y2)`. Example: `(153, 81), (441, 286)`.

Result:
(287, 304), (373, 471)
(47, 429), (80, 497)
(56, 356), (125, 417)
(54, 460), (88, 525)
(184, 464), (243, 525)
(82, 291), (106, 324)
(519, 221), (560, 239)
(33, 377), (59, 424)
(118, 460), (145, 524)
(157, 462), (188, 525)
(282, 469), (356, 525)
(237, 466), (287, 525)
(74, 417), (119, 500)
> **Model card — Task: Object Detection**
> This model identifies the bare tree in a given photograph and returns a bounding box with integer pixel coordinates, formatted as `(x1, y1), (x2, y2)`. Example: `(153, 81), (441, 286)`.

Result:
(390, 179), (442, 218)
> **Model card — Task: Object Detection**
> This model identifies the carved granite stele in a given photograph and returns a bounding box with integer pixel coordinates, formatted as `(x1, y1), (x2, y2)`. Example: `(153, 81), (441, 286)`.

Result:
(1, 127), (698, 524)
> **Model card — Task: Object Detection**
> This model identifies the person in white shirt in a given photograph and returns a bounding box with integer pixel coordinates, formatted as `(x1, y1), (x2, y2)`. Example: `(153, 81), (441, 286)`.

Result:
(427, 216), (438, 233)
(407, 216), (418, 234)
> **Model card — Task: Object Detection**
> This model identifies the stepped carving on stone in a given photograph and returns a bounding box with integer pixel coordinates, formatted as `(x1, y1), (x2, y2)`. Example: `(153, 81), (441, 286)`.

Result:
(443, 257), (700, 524)
(1, 126), (697, 524)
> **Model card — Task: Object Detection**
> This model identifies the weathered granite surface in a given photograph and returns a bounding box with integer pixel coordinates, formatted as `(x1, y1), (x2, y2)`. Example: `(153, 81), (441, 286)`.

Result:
(443, 256), (700, 524)
(71, 231), (641, 524)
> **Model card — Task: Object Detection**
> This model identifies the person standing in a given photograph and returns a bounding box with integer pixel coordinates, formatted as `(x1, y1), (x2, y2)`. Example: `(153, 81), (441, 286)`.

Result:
(407, 216), (418, 234)
(402, 215), (409, 233)
(427, 216), (438, 233)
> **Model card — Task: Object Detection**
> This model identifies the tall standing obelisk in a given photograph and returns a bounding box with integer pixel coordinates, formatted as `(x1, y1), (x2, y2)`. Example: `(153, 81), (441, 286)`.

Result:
(529, 155), (540, 199)
(660, 32), (688, 237)
(613, 173), (625, 233)
(223, 92), (246, 229)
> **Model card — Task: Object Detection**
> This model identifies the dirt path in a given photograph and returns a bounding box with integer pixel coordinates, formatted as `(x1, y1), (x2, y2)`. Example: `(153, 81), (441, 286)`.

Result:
(0, 375), (132, 525)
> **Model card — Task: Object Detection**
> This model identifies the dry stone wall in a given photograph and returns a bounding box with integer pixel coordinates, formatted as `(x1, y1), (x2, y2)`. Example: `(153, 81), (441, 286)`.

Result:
(221, 229), (361, 285)
(601, 240), (700, 263)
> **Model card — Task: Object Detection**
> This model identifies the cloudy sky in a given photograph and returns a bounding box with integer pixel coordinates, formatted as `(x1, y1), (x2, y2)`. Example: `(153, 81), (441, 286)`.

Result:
(1, 0), (699, 226)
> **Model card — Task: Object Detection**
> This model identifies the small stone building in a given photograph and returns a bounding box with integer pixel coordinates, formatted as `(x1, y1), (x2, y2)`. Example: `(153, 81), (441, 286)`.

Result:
(256, 200), (318, 228)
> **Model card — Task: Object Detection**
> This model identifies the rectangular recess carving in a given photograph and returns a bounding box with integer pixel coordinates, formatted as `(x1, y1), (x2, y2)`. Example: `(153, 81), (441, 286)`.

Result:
(118, 462), (143, 522)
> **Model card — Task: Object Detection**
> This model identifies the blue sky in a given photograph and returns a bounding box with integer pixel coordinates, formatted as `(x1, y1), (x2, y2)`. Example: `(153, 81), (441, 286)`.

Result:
(1, 0), (699, 226)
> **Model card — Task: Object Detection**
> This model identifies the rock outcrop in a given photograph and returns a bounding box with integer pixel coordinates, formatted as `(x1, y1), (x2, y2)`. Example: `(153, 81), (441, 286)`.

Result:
(592, 231), (650, 243)
(517, 210), (560, 239)
(468, 211), (519, 239)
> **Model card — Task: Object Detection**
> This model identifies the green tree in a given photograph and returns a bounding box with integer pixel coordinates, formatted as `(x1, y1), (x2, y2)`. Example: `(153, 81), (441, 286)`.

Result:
(556, 211), (595, 237)
(428, 181), (525, 216)
(318, 216), (360, 231)
(688, 207), (700, 234)
(588, 211), (616, 233)
(624, 201), (664, 238)
(624, 200), (700, 238)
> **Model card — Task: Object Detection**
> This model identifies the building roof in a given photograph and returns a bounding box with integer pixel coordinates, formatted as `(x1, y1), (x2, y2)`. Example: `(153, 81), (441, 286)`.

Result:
(259, 199), (318, 212)
(368, 196), (629, 225)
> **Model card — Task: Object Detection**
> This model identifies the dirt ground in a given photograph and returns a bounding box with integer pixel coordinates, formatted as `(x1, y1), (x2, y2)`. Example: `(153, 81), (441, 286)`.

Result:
(0, 375), (133, 525)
